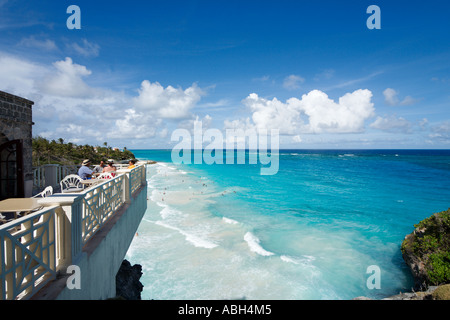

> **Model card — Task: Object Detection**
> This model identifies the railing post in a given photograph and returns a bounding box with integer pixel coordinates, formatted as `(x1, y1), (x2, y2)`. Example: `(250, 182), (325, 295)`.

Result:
(123, 171), (131, 204)
(141, 165), (146, 186)
(38, 195), (84, 271)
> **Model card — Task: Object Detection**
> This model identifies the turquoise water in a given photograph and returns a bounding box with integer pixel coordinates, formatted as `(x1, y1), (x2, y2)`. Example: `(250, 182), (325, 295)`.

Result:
(126, 149), (450, 300)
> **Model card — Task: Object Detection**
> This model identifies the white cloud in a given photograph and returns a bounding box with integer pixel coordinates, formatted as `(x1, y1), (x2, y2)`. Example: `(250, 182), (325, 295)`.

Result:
(432, 120), (450, 133)
(133, 80), (204, 119)
(115, 109), (157, 139)
(383, 88), (417, 106)
(370, 115), (412, 133)
(228, 89), (375, 137)
(242, 93), (302, 135)
(223, 117), (255, 131)
(0, 52), (207, 145)
(0, 52), (45, 97)
(383, 88), (399, 106)
(283, 74), (305, 90)
(298, 89), (375, 133)
(324, 71), (383, 91)
(18, 36), (58, 51)
(68, 39), (100, 57)
(177, 115), (213, 136)
(37, 57), (98, 98)
(399, 96), (417, 106)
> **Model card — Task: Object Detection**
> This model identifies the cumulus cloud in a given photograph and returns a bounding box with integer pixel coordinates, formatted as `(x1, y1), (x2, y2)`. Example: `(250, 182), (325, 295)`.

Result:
(115, 109), (158, 139)
(133, 80), (204, 119)
(298, 89), (375, 133)
(236, 89), (375, 136)
(0, 53), (206, 145)
(37, 57), (98, 98)
(177, 115), (213, 136)
(383, 88), (417, 106)
(242, 93), (302, 135)
(283, 74), (305, 90)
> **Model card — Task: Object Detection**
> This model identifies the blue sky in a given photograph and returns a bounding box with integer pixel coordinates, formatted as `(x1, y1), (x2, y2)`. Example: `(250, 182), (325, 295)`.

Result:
(0, 0), (449, 149)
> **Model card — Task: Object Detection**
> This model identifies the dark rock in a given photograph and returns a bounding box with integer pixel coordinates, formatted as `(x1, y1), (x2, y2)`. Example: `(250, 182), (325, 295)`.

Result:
(115, 259), (144, 300)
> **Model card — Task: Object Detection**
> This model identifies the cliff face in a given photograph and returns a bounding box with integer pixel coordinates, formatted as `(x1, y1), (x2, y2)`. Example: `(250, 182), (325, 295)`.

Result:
(355, 208), (450, 300)
(115, 260), (144, 300)
(401, 208), (450, 291)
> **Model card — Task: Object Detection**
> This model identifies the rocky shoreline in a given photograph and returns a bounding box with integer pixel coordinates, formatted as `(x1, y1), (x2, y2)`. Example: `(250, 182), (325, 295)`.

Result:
(355, 208), (450, 300)
(114, 260), (144, 300)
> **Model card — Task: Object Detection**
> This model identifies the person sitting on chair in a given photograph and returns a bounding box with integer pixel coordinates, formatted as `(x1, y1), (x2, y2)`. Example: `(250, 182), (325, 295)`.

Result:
(103, 160), (117, 176)
(127, 159), (136, 169)
(78, 159), (93, 180)
(92, 160), (106, 177)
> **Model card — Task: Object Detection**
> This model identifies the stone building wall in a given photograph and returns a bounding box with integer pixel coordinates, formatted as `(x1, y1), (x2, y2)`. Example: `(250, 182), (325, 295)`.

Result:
(0, 90), (34, 197)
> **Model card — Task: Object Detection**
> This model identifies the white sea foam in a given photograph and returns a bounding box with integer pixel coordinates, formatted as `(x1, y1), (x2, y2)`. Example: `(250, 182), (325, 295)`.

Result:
(280, 255), (316, 265)
(159, 204), (184, 219)
(244, 232), (274, 256)
(280, 255), (298, 264)
(222, 217), (239, 225)
(155, 220), (218, 249)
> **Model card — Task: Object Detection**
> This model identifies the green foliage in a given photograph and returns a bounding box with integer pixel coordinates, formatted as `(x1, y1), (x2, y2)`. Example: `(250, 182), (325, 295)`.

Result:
(427, 251), (450, 285)
(404, 208), (450, 286)
(32, 136), (136, 166)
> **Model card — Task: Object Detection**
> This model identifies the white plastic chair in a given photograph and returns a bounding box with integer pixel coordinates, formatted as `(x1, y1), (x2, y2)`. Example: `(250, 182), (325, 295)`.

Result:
(33, 186), (53, 198)
(60, 175), (84, 193)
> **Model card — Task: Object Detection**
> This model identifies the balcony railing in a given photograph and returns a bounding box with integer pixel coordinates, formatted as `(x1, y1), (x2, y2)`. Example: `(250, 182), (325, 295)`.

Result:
(1, 165), (147, 300)
(32, 164), (132, 191)
(0, 205), (58, 300)
(82, 174), (125, 244)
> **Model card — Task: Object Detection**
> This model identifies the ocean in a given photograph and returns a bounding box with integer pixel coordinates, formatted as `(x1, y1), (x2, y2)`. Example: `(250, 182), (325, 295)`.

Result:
(125, 149), (450, 300)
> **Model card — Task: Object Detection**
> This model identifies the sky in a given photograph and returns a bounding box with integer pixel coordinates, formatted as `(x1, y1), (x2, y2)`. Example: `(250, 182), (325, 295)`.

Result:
(0, 0), (449, 149)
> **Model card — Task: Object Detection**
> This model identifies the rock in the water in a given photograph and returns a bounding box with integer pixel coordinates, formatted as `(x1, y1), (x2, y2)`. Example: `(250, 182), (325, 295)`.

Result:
(115, 260), (144, 300)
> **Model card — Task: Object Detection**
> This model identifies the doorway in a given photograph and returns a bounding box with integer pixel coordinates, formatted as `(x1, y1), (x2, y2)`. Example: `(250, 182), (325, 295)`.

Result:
(0, 139), (24, 200)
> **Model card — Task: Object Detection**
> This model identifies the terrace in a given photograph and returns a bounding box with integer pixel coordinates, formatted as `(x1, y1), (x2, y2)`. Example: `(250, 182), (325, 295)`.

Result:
(0, 164), (148, 300)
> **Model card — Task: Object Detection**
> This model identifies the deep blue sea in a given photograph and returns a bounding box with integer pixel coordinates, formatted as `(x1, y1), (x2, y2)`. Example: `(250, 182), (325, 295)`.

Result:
(126, 149), (450, 300)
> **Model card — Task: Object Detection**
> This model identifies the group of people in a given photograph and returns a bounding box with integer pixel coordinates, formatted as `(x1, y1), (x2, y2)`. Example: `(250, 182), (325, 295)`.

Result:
(78, 159), (137, 180)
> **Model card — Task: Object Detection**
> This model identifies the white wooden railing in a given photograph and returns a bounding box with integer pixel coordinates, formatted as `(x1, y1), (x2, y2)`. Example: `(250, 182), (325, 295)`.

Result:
(1, 165), (147, 300)
(0, 206), (59, 300)
(33, 165), (79, 190)
(33, 164), (134, 191)
(81, 175), (125, 244)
